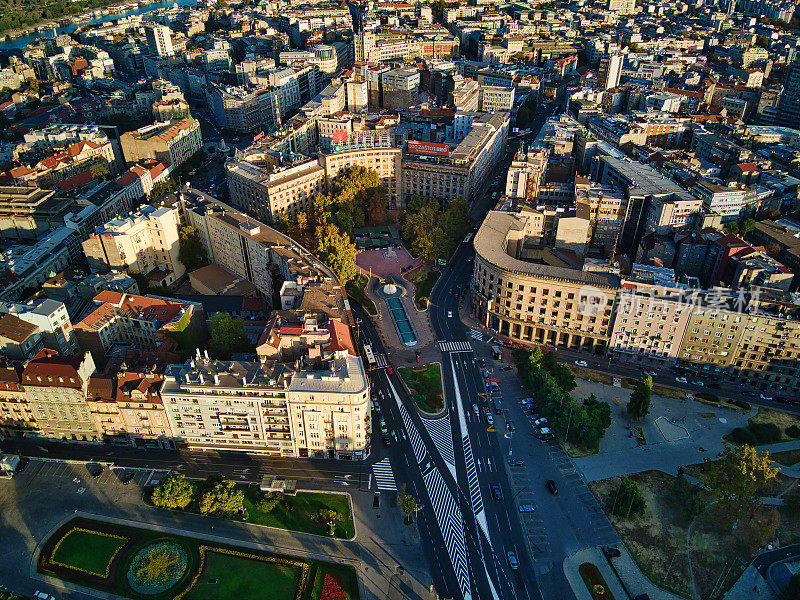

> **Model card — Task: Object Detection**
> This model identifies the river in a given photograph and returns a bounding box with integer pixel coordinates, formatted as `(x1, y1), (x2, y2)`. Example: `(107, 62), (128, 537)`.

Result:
(0, 0), (199, 51)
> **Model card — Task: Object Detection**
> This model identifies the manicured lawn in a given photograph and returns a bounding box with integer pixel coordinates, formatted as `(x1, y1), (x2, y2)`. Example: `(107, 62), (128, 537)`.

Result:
(772, 448), (800, 466)
(399, 364), (443, 413)
(50, 528), (127, 577)
(185, 549), (301, 600)
(241, 490), (355, 539)
(346, 274), (376, 315)
(406, 267), (439, 310)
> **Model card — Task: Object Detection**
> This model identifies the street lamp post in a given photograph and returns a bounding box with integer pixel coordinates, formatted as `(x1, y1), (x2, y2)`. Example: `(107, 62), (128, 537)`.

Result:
(564, 405), (575, 442)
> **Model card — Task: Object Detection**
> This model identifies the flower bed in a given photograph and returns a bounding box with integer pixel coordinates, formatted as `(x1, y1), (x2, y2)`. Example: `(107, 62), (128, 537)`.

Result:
(127, 541), (189, 595)
(578, 563), (616, 600)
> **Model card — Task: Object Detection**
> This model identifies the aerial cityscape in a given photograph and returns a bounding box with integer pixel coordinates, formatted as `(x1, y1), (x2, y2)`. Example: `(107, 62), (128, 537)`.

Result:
(2, 0), (800, 598)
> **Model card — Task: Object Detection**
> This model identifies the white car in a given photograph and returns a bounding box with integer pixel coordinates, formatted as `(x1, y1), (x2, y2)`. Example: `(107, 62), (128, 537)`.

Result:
(518, 504), (535, 513)
(692, 381), (705, 387)
(534, 417), (548, 427)
(34, 592), (55, 600)
(486, 413), (494, 425)
(473, 404), (480, 415)
(574, 360), (588, 367)
(447, 310), (453, 317)
(675, 377), (688, 384)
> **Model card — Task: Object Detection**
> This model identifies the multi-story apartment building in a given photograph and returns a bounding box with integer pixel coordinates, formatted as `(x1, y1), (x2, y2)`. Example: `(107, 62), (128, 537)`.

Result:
(87, 371), (172, 447)
(0, 364), (35, 438)
(82, 204), (184, 286)
(226, 154), (326, 224)
(0, 314), (43, 360)
(607, 268), (694, 367)
(120, 117), (202, 168)
(506, 147), (548, 201)
(74, 291), (205, 365)
(575, 181), (630, 257)
(161, 349), (370, 459)
(471, 210), (620, 354)
(21, 349), (98, 441)
(0, 185), (75, 242)
(692, 180), (760, 223)
(480, 86), (515, 112)
(0, 298), (78, 355)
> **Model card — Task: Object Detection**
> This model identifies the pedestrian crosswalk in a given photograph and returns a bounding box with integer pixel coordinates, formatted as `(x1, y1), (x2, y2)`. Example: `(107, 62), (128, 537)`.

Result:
(398, 400), (428, 464)
(372, 457), (397, 491)
(470, 329), (483, 341)
(423, 417), (456, 477)
(438, 340), (473, 352)
(374, 354), (388, 367)
(423, 467), (471, 600)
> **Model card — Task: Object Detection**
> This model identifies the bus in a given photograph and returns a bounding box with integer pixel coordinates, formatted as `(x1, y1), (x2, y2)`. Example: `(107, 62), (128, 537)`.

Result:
(363, 343), (376, 367)
(463, 233), (473, 245)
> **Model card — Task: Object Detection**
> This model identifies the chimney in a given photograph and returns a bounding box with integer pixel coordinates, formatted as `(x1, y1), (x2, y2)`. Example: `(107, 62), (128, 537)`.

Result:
(198, 373), (204, 383)
(213, 373), (219, 384)
(204, 349), (210, 360)
(242, 376), (247, 386)
(195, 348), (201, 360)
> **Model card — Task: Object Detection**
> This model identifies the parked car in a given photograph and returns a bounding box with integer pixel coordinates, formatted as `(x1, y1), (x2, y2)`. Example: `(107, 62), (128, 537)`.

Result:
(491, 484), (503, 500)
(675, 377), (688, 384)
(508, 459), (524, 467)
(473, 404), (480, 415)
(486, 414), (494, 425)
(545, 479), (558, 495)
(691, 381), (705, 387)
(644, 370), (658, 377)
(506, 551), (519, 570)
(88, 464), (103, 478)
(574, 360), (588, 367)
(34, 592), (55, 600)
(518, 504), (535, 513)
(120, 471), (135, 485)
(603, 546), (621, 558)
(760, 393), (774, 400)
(534, 417), (548, 427)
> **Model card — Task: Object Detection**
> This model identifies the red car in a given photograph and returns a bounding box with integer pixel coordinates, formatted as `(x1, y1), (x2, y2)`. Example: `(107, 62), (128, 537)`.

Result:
(386, 366), (393, 375)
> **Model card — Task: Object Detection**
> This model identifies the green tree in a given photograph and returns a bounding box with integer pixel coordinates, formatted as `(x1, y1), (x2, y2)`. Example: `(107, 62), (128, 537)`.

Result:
(756, 35), (771, 48)
(612, 478), (647, 519)
(398, 485), (418, 524)
(627, 375), (653, 421)
(316, 223), (358, 284)
(550, 363), (576, 392)
(783, 573), (800, 600)
(739, 218), (756, 237)
(255, 491), (283, 513)
(178, 226), (207, 270)
(317, 509), (341, 536)
(406, 193), (426, 214)
(199, 481), (244, 517)
(151, 177), (178, 199)
(209, 313), (253, 359)
(701, 443), (779, 524)
(151, 473), (196, 509)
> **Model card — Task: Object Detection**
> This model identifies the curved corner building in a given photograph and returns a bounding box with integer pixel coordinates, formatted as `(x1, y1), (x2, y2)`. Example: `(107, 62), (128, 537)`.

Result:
(471, 210), (620, 355)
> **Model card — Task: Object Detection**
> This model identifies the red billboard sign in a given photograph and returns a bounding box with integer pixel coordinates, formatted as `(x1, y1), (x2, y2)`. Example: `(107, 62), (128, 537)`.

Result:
(407, 140), (449, 157)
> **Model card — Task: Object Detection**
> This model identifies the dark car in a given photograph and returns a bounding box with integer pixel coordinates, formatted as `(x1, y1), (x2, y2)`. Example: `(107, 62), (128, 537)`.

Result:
(491, 484), (503, 501)
(508, 459), (524, 467)
(120, 471), (135, 485)
(603, 546), (621, 558)
(479, 359), (487, 368)
(382, 435), (391, 446)
(545, 479), (558, 495)
(88, 464), (103, 478)
(506, 551), (519, 570)
(506, 421), (515, 433)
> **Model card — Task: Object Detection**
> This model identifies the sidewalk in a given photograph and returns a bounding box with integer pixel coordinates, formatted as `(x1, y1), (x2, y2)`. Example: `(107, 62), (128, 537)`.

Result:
(563, 547), (685, 600)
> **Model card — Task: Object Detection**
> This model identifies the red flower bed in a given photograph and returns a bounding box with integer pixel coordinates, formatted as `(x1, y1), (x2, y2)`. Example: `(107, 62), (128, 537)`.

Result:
(320, 573), (347, 600)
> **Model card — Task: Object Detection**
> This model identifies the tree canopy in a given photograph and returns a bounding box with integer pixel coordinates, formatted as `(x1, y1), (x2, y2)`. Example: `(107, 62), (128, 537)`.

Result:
(398, 485), (418, 523)
(209, 313), (254, 359)
(178, 226), (207, 271)
(401, 196), (472, 263)
(199, 481), (244, 517)
(150, 473), (195, 509)
(700, 443), (779, 524)
(627, 375), (652, 421)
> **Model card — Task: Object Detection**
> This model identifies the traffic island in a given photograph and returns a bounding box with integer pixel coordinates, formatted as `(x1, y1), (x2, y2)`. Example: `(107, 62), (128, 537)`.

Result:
(579, 562), (616, 600)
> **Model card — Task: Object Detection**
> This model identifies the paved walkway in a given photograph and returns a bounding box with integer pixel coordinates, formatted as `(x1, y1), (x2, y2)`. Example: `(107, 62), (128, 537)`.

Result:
(723, 564), (778, 600)
(563, 546), (684, 600)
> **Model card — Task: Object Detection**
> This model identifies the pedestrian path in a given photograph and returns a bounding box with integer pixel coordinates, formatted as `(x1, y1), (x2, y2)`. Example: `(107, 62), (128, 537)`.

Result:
(438, 341), (473, 352)
(423, 466), (471, 600)
(470, 329), (483, 341)
(422, 416), (456, 476)
(372, 457), (397, 491)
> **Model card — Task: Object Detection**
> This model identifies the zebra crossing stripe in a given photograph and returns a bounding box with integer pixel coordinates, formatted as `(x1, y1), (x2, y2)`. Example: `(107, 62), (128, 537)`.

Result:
(462, 435), (484, 517)
(423, 417), (457, 479)
(375, 355), (387, 367)
(385, 375), (427, 463)
(470, 329), (483, 341)
(372, 457), (397, 491)
(438, 341), (473, 352)
(424, 468), (471, 600)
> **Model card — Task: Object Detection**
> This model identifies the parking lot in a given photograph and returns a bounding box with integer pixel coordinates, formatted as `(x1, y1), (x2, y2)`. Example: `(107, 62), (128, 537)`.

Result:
(19, 459), (169, 490)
